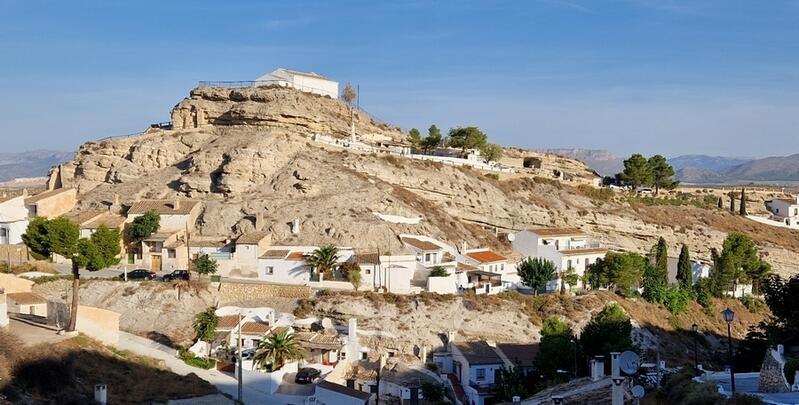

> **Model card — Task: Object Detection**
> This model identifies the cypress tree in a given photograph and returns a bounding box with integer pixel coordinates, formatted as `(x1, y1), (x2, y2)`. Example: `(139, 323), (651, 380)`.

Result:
(739, 188), (747, 216)
(676, 244), (692, 289)
(717, 196), (723, 209)
(729, 194), (735, 213)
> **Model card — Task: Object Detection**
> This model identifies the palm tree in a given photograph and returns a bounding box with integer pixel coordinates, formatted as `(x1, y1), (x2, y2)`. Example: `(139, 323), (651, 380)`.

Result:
(307, 244), (339, 279)
(253, 330), (304, 371)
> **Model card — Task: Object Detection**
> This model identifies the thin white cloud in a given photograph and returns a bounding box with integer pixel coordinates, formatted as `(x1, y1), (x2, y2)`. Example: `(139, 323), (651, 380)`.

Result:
(260, 16), (317, 30)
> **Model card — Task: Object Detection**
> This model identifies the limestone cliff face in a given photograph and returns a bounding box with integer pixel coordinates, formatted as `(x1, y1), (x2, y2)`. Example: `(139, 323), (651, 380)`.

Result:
(48, 86), (799, 275)
(171, 86), (402, 138)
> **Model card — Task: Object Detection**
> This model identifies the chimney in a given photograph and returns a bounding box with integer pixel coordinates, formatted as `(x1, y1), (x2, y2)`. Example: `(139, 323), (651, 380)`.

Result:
(610, 352), (620, 377)
(421, 344), (428, 364)
(22, 188), (28, 198)
(291, 218), (300, 235)
(268, 310), (275, 325)
(173, 198), (180, 210)
(348, 318), (358, 344)
(254, 213), (263, 231)
(591, 356), (605, 381)
(777, 344), (785, 356)
(346, 378), (355, 389)
(446, 331), (456, 352)
(113, 193), (120, 206)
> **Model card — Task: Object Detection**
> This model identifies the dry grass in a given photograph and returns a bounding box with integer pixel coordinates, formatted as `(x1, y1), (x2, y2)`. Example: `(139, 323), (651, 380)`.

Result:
(0, 333), (216, 404)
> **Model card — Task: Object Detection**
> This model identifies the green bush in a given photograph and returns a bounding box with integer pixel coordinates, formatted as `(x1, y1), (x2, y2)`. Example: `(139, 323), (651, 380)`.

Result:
(785, 358), (799, 386)
(694, 278), (713, 309)
(661, 287), (693, 315)
(178, 348), (216, 370)
(738, 295), (767, 313)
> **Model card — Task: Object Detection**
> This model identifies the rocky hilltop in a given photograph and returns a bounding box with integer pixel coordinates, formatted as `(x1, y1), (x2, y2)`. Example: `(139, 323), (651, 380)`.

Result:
(49, 86), (799, 275)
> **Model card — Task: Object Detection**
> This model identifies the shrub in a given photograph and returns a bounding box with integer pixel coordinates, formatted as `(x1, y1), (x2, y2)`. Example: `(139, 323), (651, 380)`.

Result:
(738, 295), (767, 313)
(178, 348), (216, 369)
(577, 185), (613, 202)
(523, 157), (542, 168)
(694, 278), (713, 309)
(383, 154), (403, 168)
(428, 266), (449, 277)
(661, 287), (693, 315)
(484, 173), (499, 181)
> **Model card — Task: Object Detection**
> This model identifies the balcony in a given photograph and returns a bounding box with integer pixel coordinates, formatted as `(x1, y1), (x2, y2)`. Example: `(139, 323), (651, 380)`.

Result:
(468, 380), (495, 394)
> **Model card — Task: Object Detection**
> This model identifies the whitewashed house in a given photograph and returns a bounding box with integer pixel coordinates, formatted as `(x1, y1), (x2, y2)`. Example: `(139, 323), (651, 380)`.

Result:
(765, 196), (799, 227)
(254, 68), (339, 99)
(126, 199), (202, 271)
(511, 227), (607, 292)
(351, 252), (416, 294)
(257, 247), (314, 284)
(451, 341), (506, 405)
(0, 194), (29, 245)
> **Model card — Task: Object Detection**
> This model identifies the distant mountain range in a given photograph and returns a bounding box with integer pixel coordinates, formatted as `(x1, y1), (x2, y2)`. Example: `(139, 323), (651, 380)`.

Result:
(543, 149), (799, 184)
(0, 150), (74, 183)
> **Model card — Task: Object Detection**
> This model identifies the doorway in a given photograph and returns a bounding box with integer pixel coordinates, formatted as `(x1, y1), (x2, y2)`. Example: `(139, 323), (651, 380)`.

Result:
(151, 254), (162, 271)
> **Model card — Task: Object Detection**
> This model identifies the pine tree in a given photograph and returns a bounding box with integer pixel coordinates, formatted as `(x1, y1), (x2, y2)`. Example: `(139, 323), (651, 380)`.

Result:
(676, 244), (692, 289)
(739, 188), (747, 216)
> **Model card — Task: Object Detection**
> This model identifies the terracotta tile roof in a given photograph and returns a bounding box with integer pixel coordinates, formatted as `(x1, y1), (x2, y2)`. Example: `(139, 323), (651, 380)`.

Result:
(354, 252), (380, 265)
(496, 343), (539, 368)
(268, 326), (289, 336)
(236, 231), (270, 245)
(559, 248), (608, 256)
(456, 262), (477, 273)
(454, 341), (504, 365)
(316, 381), (373, 401)
(286, 251), (306, 261)
(191, 239), (228, 248)
(127, 199), (200, 215)
(24, 188), (74, 204)
(528, 227), (586, 237)
(401, 236), (442, 251)
(261, 249), (290, 259)
(466, 250), (507, 263)
(217, 315), (240, 330)
(83, 213), (126, 229)
(240, 321), (270, 334)
(63, 210), (105, 226)
(294, 332), (342, 350)
(6, 292), (47, 305)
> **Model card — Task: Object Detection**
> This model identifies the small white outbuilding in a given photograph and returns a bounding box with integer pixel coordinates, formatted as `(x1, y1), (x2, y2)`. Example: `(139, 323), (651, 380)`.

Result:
(254, 68), (339, 99)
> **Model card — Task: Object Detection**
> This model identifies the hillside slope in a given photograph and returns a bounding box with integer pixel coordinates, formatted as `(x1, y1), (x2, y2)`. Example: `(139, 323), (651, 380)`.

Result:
(49, 86), (799, 275)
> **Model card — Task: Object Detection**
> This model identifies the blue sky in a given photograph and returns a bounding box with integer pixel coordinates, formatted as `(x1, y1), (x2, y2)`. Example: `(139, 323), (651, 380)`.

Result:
(1, 0), (797, 157)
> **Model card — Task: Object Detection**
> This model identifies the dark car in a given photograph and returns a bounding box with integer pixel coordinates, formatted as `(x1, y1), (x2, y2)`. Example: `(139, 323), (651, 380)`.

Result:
(294, 367), (321, 384)
(120, 269), (156, 281)
(161, 270), (190, 282)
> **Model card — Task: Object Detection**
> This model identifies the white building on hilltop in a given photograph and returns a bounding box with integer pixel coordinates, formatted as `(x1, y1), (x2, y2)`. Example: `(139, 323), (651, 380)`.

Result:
(254, 68), (339, 99)
(765, 195), (799, 227)
(0, 194), (29, 245)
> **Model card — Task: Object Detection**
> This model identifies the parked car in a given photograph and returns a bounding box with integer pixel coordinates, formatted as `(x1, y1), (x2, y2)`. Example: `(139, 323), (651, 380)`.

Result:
(120, 269), (156, 281)
(295, 367), (321, 384)
(161, 270), (190, 282)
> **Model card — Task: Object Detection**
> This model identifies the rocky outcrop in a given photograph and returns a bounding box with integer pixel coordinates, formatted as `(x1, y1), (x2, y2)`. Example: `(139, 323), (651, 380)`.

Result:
(171, 86), (403, 139)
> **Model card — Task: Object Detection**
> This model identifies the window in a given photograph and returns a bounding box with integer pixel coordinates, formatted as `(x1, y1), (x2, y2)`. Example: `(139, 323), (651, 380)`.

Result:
(500, 263), (504, 272)
(0, 228), (6, 237)
(167, 249), (176, 259)
(567, 259), (572, 269)
(361, 352), (368, 360)
(475, 368), (486, 380)
(365, 268), (371, 275)
(265, 266), (274, 275)
(425, 252), (437, 263)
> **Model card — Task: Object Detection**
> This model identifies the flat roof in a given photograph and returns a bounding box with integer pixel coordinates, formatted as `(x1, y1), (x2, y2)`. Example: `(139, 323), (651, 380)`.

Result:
(261, 249), (290, 259)
(560, 248), (608, 256)
(7, 292), (47, 305)
(527, 227), (586, 237)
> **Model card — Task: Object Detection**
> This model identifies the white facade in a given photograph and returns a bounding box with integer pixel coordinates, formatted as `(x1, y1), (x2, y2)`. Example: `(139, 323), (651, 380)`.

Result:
(0, 196), (29, 245)
(766, 196), (799, 227)
(512, 228), (607, 292)
(451, 342), (505, 405)
(255, 68), (339, 99)
(356, 254), (416, 293)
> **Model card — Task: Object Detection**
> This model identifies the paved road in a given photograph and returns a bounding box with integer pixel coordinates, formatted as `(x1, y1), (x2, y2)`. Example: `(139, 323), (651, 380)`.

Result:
(52, 263), (179, 281)
(116, 332), (301, 405)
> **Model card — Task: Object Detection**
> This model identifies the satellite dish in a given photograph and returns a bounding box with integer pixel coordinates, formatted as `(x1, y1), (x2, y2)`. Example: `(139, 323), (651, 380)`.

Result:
(632, 385), (645, 398)
(619, 351), (640, 375)
(507, 233), (516, 242)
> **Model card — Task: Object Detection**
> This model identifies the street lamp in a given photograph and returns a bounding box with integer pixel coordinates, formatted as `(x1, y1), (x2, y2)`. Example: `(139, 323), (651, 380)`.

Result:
(570, 338), (578, 379)
(691, 324), (699, 375)
(722, 307), (736, 393)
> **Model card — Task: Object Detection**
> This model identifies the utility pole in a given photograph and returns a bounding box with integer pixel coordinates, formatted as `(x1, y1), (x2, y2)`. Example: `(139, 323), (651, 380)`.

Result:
(237, 311), (243, 404)
(185, 221), (191, 273)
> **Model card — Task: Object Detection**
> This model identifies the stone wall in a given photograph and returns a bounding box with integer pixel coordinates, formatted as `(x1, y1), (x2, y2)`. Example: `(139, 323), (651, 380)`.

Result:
(219, 282), (311, 304)
(759, 346), (791, 393)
